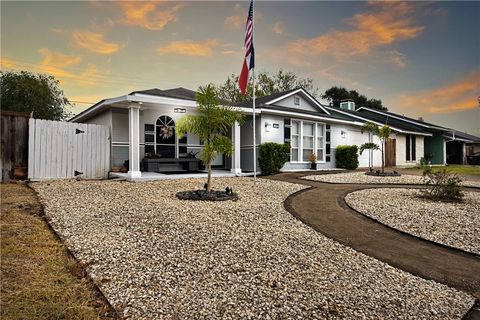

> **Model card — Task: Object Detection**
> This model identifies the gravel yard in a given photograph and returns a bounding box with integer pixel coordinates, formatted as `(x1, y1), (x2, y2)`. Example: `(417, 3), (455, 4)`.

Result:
(345, 188), (480, 255)
(33, 178), (474, 319)
(303, 171), (480, 187)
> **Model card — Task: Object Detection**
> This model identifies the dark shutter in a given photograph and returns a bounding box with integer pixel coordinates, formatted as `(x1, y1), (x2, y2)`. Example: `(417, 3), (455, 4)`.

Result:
(326, 124), (331, 162)
(145, 135), (154, 143)
(411, 136), (416, 161)
(145, 145), (154, 154)
(284, 119), (291, 159)
(284, 119), (291, 143)
(144, 124), (155, 156)
(406, 135), (411, 161)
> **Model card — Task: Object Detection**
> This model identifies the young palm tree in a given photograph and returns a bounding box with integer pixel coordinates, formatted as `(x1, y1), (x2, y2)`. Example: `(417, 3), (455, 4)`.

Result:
(360, 122), (392, 173)
(177, 85), (244, 192)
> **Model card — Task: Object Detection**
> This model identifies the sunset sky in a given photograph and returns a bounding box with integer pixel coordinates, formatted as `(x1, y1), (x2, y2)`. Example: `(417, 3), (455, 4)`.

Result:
(1, 1), (479, 135)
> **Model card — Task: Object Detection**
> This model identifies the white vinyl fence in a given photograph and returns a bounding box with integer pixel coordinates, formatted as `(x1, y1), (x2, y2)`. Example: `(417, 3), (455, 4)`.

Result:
(28, 119), (110, 180)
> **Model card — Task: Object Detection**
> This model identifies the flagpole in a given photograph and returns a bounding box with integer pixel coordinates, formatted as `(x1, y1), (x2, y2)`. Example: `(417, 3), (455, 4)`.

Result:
(252, 0), (256, 181)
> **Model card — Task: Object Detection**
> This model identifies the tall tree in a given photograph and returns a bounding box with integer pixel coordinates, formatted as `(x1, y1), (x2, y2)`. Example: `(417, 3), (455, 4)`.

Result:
(213, 69), (319, 104)
(322, 86), (387, 111)
(0, 71), (72, 120)
(176, 85), (244, 191)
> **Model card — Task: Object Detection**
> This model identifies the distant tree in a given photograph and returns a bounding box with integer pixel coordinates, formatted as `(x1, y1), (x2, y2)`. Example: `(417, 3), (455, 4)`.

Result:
(0, 71), (72, 120)
(213, 69), (319, 104)
(322, 86), (387, 111)
(176, 85), (244, 192)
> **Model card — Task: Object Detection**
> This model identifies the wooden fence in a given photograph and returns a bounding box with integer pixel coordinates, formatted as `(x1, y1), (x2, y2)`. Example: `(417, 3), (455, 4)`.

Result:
(28, 119), (110, 180)
(1, 112), (30, 182)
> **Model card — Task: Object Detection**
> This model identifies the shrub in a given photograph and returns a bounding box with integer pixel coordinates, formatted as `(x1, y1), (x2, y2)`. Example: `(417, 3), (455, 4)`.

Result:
(421, 168), (464, 202)
(335, 145), (359, 170)
(258, 142), (290, 175)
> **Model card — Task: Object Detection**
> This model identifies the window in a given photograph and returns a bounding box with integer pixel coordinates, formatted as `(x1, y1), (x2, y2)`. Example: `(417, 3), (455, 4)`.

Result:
(302, 122), (314, 161)
(294, 96), (300, 105)
(316, 123), (325, 161)
(291, 120), (300, 161)
(155, 116), (176, 158)
(406, 135), (416, 161)
(290, 120), (326, 162)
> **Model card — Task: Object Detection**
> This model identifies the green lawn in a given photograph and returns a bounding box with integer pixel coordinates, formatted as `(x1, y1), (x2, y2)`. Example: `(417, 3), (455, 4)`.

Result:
(406, 165), (480, 175)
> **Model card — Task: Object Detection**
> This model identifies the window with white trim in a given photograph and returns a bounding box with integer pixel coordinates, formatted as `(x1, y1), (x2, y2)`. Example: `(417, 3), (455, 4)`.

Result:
(316, 123), (325, 161)
(302, 122), (314, 161)
(290, 120), (326, 162)
(291, 120), (300, 161)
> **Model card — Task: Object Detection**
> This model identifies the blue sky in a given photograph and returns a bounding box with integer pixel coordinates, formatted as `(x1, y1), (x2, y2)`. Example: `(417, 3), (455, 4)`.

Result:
(1, 1), (479, 135)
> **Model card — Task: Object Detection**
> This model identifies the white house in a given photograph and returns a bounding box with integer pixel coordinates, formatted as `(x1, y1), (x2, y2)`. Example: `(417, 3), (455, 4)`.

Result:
(70, 87), (383, 179)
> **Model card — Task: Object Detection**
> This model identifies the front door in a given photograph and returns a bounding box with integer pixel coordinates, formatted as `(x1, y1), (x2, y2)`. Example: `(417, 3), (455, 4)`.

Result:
(385, 138), (396, 167)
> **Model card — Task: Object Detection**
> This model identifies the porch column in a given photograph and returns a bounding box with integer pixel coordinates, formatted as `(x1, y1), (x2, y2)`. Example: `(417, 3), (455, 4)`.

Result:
(231, 121), (242, 175)
(128, 103), (141, 179)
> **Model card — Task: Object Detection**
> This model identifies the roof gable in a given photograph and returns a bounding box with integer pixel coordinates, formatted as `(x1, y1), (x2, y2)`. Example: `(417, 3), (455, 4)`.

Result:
(236, 88), (330, 115)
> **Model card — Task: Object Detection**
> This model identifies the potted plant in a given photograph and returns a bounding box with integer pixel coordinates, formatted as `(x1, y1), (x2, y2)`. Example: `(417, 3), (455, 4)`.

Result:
(309, 152), (317, 170)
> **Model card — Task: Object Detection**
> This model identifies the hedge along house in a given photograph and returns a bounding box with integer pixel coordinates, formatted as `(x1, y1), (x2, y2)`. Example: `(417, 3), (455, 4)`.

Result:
(70, 87), (383, 179)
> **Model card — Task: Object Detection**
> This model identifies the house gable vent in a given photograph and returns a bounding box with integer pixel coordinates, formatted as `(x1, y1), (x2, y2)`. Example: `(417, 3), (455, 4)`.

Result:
(294, 95), (300, 105)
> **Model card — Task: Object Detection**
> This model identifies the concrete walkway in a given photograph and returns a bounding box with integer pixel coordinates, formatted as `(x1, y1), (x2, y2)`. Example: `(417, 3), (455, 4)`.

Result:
(268, 172), (480, 299)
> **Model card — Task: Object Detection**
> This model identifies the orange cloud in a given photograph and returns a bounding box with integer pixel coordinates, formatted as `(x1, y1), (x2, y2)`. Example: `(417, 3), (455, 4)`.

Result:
(272, 21), (284, 35)
(118, 1), (183, 30)
(397, 70), (480, 114)
(289, 2), (424, 59)
(38, 48), (82, 68)
(157, 40), (220, 57)
(225, 4), (243, 29)
(225, 3), (262, 30)
(1, 57), (16, 69)
(1, 53), (105, 88)
(71, 31), (122, 55)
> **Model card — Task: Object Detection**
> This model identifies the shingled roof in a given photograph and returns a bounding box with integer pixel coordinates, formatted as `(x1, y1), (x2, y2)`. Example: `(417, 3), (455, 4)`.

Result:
(130, 87), (197, 101)
(234, 88), (299, 108)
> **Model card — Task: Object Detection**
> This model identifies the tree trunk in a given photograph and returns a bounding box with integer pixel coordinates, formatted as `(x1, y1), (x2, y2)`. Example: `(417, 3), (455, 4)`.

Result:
(381, 142), (385, 173)
(206, 163), (212, 192)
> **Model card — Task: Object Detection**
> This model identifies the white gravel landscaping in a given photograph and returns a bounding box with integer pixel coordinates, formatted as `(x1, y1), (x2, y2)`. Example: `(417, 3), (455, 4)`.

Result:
(303, 171), (480, 187)
(345, 188), (480, 255)
(33, 178), (474, 319)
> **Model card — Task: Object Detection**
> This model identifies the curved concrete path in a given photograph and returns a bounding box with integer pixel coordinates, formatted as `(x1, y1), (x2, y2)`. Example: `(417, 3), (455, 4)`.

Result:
(267, 172), (480, 300)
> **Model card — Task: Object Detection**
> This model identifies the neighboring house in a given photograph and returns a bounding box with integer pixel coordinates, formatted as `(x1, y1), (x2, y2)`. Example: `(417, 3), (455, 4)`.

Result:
(70, 87), (383, 179)
(444, 130), (480, 164)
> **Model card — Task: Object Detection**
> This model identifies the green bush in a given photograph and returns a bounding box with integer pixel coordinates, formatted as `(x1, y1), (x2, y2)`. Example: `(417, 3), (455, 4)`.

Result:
(421, 168), (464, 202)
(335, 145), (359, 170)
(258, 143), (290, 175)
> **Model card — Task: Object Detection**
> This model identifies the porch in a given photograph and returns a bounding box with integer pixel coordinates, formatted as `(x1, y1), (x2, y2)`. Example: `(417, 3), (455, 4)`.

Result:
(122, 101), (244, 180)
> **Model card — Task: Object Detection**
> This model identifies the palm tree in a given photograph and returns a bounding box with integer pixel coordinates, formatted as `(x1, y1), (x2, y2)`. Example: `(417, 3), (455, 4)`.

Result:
(360, 122), (392, 173)
(176, 85), (244, 192)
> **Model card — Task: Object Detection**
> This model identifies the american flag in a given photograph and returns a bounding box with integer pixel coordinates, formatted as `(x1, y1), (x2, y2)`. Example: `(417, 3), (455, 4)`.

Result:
(239, 0), (254, 95)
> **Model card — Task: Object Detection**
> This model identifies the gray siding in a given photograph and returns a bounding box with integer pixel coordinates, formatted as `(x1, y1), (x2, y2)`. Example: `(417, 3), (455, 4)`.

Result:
(112, 109), (129, 143)
(274, 94), (323, 113)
